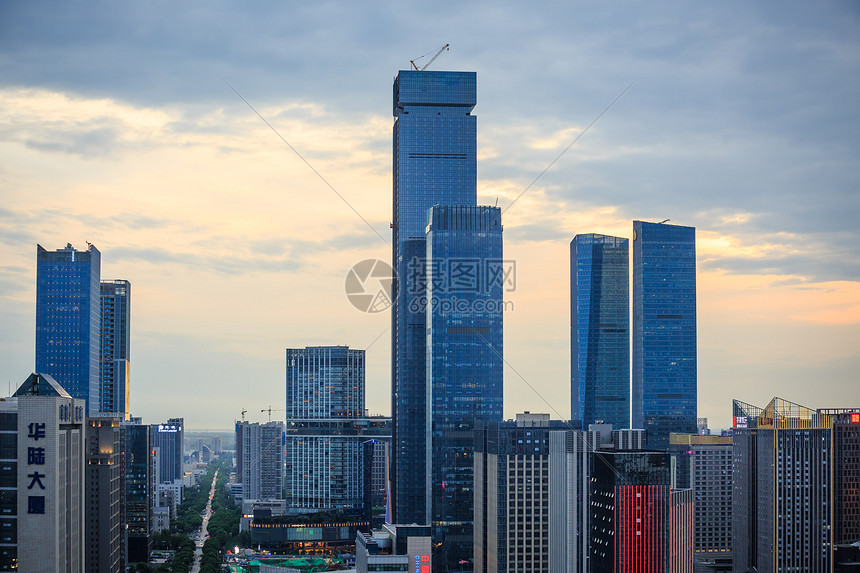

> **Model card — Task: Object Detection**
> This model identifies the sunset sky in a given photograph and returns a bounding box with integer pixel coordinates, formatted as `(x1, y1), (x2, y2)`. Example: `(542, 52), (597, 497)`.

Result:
(1, 1), (858, 430)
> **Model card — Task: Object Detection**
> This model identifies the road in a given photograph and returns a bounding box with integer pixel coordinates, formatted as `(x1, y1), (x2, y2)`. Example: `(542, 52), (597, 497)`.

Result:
(190, 469), (218, 573)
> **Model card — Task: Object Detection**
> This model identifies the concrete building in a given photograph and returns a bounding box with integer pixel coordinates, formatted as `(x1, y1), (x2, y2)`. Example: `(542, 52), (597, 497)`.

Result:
(85, 415), (123, 573)
(474, 416), (658, 573)
(474, 413), (567, 573)
(670, 433), (733, 571)
(14, 373), (87, 572)
(356, 524), (432, 573)
(820, 408), (860, 544)
(671, 488), (695, 573)
(733, 398), (834, 573)
(0, 397), (17, 570)
(547, 424), (645, 573)
(237, 421), (284, 502)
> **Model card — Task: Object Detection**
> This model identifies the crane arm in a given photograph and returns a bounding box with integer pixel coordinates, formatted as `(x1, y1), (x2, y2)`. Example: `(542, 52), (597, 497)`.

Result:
(421, 43), (450, 71)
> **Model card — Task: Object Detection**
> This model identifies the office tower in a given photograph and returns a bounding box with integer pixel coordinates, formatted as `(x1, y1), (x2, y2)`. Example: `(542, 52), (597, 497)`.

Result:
(235, 421), (245, 484)
(391, 70), (478, 528)
(570, 234), (629, 429)
(237, 420), (285, 501)
(285, 346), (391, 511)
(363, 439), (389, 521)
(426, 204), (504, 563)
(631, 221), (697, 449)
(590, 450), (674, 572)
(150, 417), (183, 484)
(99, 280), (131, 419)
(85, 415), (123, 573)
(547, 424), (645, 573)
(670, 433), (733, 571)
(670, 489), (695, 573)
(820, 409), (860, 543)
(13, 373), (86, 572)
(474, 413), (567, 573)
(36, 243), (102, 414)
(732, 398), (834, 573)
(475, 418), (653, 573)
(124, 419), (152, 563)
(0, 395), (16, 569)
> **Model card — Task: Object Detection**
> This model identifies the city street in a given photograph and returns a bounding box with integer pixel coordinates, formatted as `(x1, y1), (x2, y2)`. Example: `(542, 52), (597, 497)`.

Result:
(190, 470), (218, 573)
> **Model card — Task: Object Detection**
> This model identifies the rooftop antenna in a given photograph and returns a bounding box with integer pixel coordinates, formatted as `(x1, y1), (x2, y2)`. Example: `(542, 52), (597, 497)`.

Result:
(410, 43), (450, 71)
(658, 219), (670, 224)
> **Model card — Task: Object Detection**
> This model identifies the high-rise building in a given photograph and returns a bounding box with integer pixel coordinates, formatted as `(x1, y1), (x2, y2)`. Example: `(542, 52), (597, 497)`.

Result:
(475, 418), (654, 573)
(85, 415), (123, 573)
(36, 243), (102, 414)
(124, 418), (153, 563)
(820, 408), (860, 543)
(0, 394), (17, 570)
(590, 450), (675, 572)
(670, 489), (695, 573)
(547, 424), (646, 573)
(13, 373), (86, 572)
(391, 70), (478, 528)
(237, 420), (284, 502)
(732, 398), (834, 573)
(570, 234), (629, 429)
(99, 280), (131, 419)
(284, 346), (390, 513)
(631, 221), (697, 449)
(474, 413), (567, 573)
(669, 433), (732, 571)
(426, 204), (504, 564)
(150, 417), (183, 485)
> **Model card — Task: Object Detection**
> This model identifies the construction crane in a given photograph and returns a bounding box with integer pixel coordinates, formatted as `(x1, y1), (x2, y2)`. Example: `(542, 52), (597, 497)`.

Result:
(410, 43), (450, 71)
(240, 408), (247, 421)
(261, 406), (287, 422)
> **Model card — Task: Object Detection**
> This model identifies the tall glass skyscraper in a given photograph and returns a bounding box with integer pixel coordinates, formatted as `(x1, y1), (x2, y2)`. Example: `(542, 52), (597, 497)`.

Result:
(285, 346), (368, 511)
(631, 221), (697, 449)
(391, 70), (477, 527)
(36, 243), (102, 414)
(426, 205), (503, 564)
(570, 234), (629, 429)
(100, 279), (131, 418)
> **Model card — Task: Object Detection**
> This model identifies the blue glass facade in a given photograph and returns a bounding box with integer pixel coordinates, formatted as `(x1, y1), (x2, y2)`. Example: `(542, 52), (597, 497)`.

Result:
(631, 221), (697, 449)
(426, 205), (503, 564)
(36, 243), (101, 414)
(391, 71), (477, 528)
(100, 279), (131, 418)
(570, 234), (629, 429)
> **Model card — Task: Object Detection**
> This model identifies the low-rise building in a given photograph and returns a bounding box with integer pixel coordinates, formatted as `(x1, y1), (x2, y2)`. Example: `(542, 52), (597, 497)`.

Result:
(356, 523), (432, 573)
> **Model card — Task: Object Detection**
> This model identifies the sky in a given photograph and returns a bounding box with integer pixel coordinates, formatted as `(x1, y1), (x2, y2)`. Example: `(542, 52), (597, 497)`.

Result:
(1, 1), (858, 430)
